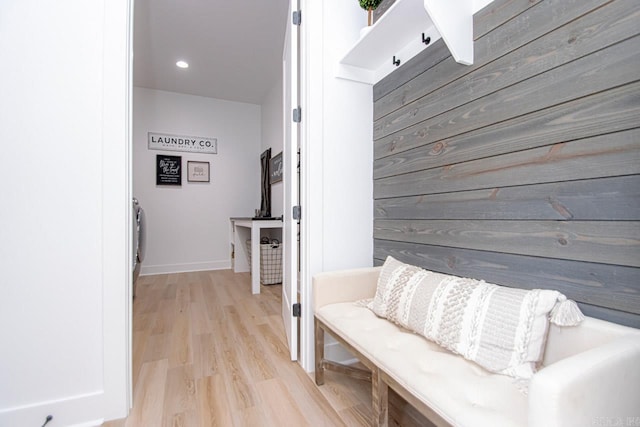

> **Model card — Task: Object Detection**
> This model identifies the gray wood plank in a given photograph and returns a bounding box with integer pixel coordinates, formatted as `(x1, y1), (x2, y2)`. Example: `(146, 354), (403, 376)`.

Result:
(374, 129), (640, 199)
(373, 0), (616, 120)
(374, 34), (640, 143)
(374, 0), (640, 128)
(373, 240), (640, 315)
(473, 0), (544, 40)
(373, 82), (640, 179)
(577, 303), (640, 329)
(375, 46), (640, 161)
(373, 219), (640, 267)
(374, 175), (640, 221)
(374, 40), (451, 102)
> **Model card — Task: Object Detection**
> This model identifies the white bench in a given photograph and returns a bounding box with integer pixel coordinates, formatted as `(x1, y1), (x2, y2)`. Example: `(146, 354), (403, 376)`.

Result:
(313, 267), (640, 427)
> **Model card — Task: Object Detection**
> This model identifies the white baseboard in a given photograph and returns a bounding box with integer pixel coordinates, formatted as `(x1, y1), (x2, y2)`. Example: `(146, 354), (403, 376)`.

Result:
(0, 390), (104, 427)
(140, 259), (231, 276)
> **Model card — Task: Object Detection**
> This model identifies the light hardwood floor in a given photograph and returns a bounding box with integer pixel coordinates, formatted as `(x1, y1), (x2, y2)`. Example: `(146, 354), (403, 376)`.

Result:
(103, 270), (429, 427)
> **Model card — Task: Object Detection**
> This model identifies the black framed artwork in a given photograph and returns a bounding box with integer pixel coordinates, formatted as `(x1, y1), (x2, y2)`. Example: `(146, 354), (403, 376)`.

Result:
(270, 152), (283, 184)
(156, 154), (181, 186)
(259, 148), (271, 217)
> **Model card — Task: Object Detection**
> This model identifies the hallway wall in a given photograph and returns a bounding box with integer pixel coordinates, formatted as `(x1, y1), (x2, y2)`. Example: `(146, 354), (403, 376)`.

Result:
(0, 0), (129, 425)
(133, 87), (261, 274)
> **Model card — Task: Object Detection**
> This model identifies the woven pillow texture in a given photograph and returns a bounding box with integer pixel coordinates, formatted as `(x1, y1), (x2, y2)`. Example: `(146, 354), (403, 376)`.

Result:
(368, 256), (580, 379)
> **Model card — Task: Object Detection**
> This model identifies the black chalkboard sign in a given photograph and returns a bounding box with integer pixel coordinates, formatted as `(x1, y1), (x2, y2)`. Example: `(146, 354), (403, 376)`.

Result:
(156, 154), (181, 186)
(270, 152), (283, 184)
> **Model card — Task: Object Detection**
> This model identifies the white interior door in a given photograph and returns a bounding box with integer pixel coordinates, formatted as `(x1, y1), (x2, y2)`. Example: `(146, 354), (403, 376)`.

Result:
(282, 0), (300, 361)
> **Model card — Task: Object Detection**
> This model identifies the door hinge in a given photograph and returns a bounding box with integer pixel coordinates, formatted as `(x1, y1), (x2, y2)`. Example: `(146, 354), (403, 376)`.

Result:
(293, 303), (301, 317)
(292, 106), (301, 123)
(293, 205), (301, 220)
(292, 10), (301, 25)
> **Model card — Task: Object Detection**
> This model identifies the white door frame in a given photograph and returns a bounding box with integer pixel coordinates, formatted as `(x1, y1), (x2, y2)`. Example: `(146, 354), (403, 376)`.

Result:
(102, 0), (133, 420)
(297, 0), (324, 373)
(282, 0), (300, 362)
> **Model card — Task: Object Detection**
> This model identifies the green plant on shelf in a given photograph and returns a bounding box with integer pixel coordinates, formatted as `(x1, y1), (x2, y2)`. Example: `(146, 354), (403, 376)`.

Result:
(359, 0), (383, 26)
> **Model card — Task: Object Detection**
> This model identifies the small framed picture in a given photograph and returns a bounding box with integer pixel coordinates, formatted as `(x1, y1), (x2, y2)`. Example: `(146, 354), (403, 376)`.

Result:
(187, 161), (210, 182)
(156, 155), (182, 186)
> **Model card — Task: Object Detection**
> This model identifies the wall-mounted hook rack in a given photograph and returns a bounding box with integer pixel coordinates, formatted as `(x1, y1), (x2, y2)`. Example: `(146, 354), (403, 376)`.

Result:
(392, 56), (401, 67)
(336, 0), (474, 84)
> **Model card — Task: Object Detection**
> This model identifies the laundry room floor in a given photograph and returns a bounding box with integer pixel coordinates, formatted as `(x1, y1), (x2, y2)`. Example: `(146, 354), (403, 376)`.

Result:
(102, 269), (429, 427)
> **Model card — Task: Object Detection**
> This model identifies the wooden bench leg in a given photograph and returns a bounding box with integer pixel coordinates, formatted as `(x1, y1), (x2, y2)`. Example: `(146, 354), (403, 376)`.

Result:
(314, 317), (325, 385)
(372, 367), (389, 427)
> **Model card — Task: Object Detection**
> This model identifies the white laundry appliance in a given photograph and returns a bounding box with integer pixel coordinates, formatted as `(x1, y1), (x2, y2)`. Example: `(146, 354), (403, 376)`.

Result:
(132, 198), (145, 297)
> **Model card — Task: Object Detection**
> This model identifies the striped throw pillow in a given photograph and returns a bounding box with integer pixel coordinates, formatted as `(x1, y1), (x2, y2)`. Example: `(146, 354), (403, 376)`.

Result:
(368, 256), (583, 379)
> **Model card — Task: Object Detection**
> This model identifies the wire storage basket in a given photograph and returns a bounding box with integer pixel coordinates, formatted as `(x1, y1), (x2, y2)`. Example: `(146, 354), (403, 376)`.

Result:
(246, 239), (283, 285)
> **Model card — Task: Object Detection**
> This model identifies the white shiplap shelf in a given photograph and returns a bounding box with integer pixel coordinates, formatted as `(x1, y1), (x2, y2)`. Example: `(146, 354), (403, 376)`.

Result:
(336, 0), (474, 84)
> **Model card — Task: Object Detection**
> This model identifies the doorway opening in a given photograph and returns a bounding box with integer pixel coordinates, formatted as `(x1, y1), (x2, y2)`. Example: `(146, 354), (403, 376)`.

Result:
(128, 0), (303, 415)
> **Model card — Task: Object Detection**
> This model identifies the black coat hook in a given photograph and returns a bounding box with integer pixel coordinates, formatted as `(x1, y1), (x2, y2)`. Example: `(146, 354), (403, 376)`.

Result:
(422, 33), (431, 45)
(392, 56), (401, 67)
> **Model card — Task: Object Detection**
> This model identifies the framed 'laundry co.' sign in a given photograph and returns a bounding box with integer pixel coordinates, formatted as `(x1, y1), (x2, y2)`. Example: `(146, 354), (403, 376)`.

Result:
(156, 154), (182, 186)
(148, 132), (218, 154)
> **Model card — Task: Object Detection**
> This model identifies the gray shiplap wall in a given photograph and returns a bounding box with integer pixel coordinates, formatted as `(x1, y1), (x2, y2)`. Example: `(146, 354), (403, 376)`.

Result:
(372, 0), (640, 327)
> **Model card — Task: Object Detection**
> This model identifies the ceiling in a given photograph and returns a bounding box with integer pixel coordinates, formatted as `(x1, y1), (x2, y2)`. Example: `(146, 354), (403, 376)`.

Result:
(133, 0), (289, 105)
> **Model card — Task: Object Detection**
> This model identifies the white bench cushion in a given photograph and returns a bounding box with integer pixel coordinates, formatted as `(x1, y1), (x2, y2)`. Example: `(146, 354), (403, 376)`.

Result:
(316, 301), (528, 427)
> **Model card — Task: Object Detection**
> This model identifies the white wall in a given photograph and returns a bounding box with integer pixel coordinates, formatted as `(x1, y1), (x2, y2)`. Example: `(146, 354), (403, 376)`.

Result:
(133, 88), (261, 275)
(299, 0), (374, 371)
(303, 0), (374, 276)
(261, 79), (284, 218)
(318, 2), (374, 271)
(0, 1), (129, 425)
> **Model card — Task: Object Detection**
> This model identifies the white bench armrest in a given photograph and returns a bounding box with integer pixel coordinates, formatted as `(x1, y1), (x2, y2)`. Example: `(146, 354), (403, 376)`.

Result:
(529, 334), (640, 427)
(312, 267), (381, 312)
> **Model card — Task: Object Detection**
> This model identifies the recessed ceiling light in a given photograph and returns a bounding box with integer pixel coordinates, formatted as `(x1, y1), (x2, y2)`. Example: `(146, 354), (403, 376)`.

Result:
(176, 60), (189, 69)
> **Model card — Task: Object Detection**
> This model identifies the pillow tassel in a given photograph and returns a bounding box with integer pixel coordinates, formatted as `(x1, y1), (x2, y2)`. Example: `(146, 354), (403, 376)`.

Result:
(550, 295), (584, 326)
